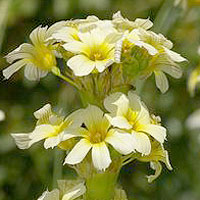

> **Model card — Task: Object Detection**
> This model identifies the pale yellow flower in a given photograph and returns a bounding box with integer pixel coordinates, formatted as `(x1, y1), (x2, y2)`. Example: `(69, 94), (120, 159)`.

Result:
(114, 29), (158, 63)
(63, 28), (121, 76)
(38, 180), (86, 200)
(138, 140), (172, 183)
(50, 15), (115, 44)
(135, 29), (186, 93)
(3, 22), (66, 80)
(11, 104), (83, 149)
(64, 105), (134, 171)
(112, 11), (153, 32)
(104, 91), (167, 155)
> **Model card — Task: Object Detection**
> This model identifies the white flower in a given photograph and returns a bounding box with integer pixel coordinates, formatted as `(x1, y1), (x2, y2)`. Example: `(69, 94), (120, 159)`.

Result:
(3, 22), (66, 81)
(63, 28), (121, 76)
(152, 53), (184, 93)
(0, 110), (5, 122)
(38, 180), (86, 200)
(64, 105), (134, 171)
(51, 26), (80, 43)
(112, 11), (153, 32)
(136, 29), (186, 93)
(11, 104), (83, 149)
(114, 29), (158, 63)
(50, 16), (115, 44)
(104, 91), (167, 155)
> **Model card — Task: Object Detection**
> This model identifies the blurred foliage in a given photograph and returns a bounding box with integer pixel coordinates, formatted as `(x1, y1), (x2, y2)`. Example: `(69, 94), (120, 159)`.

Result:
(1, 0), (200, 199)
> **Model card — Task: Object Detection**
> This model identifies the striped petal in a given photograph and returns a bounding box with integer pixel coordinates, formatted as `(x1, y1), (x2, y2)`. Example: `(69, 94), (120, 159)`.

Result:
(24, 64), (48, 81)
(154, 70), (169, 93)
(141, 124), (167, 143)
(132, 131), (151, 155)
(105, 130), (134, 154)
(3, 60), (27, 79)
(64, 139), (92, 165)
(67, 55), (95, 76)
(92, 142), (111, 171)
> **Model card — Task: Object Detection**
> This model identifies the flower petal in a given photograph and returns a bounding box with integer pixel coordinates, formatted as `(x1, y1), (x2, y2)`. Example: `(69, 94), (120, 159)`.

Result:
(67, 55), (95, 76)
(62, 41), (87, 54)
(92, 142), (111, 171)
(163, 47), (187, 62)
(66, 108), (85, 129)
(51, 27), (78, 43)
(83, 105), (110, 132)
(24, 64), (48, 81)
(141, 124), (167, 143)
(112, 94), (129, 116)
(44, 132), (64, 149)
(30, 26), (48, 45)
(37, 189), (59, 200)
(134, 18), (153, 30)
(136, 104), (150, 125)
(154, 70), (169, 93)
(3, 60), (27, 79)
(34, 104), (52, 120)
(132, 131), (151, 155)
(128, 91), (142, 111)
(95, 59), (113, 73)
(105, 129), (134, 154)
(104, 92), (124, 114)
(110, 116), (132, 129)
(64, 139), (92, 165)
(62, 183), (86, 200)
(11, 133), (31, 149)
(5, 43), (33, 64)
(147, 161), (162, 183)
(28, 124), (55, 146)
(160, 64), (183, 79)
(134, 41), (158, 55)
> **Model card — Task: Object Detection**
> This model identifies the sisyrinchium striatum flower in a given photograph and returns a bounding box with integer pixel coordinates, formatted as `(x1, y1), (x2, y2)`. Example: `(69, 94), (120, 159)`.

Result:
(104, 91), (167, 155)
(3, 21), (66, 81)
(64, 105), (134, 171)
(11, 104), (83, 149)
(5, 11), (186, 200)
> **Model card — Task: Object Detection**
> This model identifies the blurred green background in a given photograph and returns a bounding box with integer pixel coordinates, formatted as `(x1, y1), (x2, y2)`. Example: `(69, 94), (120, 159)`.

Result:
(1, 0), (200, 199)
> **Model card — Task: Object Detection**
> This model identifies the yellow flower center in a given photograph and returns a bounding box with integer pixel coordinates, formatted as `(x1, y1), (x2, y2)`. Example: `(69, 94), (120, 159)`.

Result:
(123, 39), (133, 52)
(32, 45), (56, 70)
(88, 130), (107, 144)
(86, 43), (114, 61)
(125, 108), (141, 131)
(47, 120), (72, 138)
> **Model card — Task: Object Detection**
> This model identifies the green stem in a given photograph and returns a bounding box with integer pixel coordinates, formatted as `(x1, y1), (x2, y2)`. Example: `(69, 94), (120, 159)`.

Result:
(52, 149), (63, 189)
(85, 171), (118, 200)
(53, 72), (79, 89)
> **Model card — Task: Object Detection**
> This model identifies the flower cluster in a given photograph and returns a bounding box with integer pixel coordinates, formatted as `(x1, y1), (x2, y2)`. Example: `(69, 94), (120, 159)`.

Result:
(4, 12), (186, 200)
(12, 91), (171, 180)
(3, 11), (186, 94)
